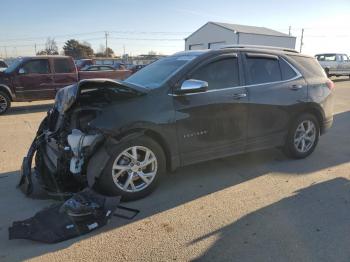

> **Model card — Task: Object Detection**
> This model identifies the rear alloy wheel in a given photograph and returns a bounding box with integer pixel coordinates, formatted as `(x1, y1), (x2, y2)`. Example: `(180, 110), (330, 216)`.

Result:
(0, 91), (10, 115)
(284, 114), (320, 159)
(293, 120), (316, 153)
(97, 136), (165, 201)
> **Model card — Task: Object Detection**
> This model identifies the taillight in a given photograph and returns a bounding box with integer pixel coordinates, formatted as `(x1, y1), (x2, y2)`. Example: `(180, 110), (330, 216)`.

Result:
(326, 79), (335, 90)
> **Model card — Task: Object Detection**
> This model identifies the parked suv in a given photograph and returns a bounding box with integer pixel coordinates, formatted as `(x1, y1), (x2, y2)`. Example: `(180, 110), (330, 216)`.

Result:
(22, 46), (334, 200)
(0, 56), (131, 114)
(315, 53), (350, 77)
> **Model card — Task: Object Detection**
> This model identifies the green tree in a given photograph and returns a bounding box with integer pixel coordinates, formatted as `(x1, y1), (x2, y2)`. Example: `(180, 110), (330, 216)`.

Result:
(63, 39), (94, 59)
(95, 47), (115, 57)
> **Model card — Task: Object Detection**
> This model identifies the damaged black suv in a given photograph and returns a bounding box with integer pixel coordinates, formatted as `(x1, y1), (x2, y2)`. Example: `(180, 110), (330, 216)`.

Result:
(22, 46), (334, 200)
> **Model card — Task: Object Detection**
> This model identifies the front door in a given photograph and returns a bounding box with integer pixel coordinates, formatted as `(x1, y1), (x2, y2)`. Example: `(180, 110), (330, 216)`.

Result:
(14, 58), (54, 100)
(173, 54), (248, 165)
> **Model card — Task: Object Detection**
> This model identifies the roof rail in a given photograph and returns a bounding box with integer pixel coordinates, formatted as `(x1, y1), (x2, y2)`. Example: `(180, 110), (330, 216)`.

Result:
(219, 45), (299, 53)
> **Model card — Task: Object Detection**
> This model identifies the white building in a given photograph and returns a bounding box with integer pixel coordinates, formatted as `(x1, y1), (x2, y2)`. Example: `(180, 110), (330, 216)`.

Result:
(185, 22), (296, 50)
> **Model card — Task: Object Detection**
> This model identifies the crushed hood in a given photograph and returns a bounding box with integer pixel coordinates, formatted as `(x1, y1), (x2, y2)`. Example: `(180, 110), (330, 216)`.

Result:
(55, 79), (148, 113)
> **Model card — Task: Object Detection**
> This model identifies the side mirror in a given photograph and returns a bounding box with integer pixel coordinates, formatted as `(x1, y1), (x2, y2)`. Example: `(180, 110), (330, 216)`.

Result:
(175, 79), (208, 95)
(18, 68), (26, 75)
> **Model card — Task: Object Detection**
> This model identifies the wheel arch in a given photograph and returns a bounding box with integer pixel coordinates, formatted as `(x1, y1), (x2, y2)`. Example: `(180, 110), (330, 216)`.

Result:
(0, 85), (14, 101)
(292, 104), (325, 134)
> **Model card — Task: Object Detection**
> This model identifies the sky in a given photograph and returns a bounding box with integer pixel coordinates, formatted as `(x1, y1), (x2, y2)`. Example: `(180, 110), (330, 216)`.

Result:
(1, 0), (349, 57)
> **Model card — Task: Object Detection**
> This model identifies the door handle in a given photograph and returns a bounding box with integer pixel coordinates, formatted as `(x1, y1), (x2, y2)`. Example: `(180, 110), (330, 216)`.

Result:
(289, 85), (303, 90)
(232, 93), (247, 99)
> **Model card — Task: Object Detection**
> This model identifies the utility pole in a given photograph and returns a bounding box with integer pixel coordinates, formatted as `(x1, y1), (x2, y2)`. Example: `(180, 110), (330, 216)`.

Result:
(34, 43), (37, 55)
(105, 31), (109, 57)
(288, 26), (291, 36)
(4, 46), (7, 58)
(300, 28), (304, 53)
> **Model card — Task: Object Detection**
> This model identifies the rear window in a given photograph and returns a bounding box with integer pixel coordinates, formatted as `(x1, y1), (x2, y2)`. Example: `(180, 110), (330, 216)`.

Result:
(54, 58), (75, 73)
(280, 58), (297, 80)
(289, 55), (326, 78)
(22, 59), (50, 74)
(246, 56), (282, 85)
(316, 54), (336, 61)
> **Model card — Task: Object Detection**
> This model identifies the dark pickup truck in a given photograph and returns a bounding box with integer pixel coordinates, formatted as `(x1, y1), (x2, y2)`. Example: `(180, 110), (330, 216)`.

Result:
(0, 56), (132, 114)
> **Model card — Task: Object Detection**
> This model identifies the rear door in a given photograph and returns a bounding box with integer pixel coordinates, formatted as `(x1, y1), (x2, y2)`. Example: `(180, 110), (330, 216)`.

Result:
(52, 57), (78, 94)
(243, 52), (307, 151)
(174, 53), (248, 165)
(14, 58), (54, 100)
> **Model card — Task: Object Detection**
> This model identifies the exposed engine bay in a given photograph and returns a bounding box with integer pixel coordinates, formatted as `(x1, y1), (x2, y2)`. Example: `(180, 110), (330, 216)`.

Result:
(18, 79), (146, 196)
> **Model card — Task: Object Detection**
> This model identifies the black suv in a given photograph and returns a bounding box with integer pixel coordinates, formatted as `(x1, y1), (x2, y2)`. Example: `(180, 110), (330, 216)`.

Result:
(22, 46), (334, 200)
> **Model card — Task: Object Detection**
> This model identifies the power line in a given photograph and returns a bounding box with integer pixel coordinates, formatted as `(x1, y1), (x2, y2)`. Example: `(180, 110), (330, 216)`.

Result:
(0, 31), (105, 43)
(0, 31), (190, 43)
(109, 37), (183, 41)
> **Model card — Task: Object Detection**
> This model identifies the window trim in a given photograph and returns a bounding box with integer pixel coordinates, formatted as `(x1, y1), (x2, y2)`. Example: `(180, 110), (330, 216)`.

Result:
(245, 53), (279, 60)
(169, 56), (302, 97)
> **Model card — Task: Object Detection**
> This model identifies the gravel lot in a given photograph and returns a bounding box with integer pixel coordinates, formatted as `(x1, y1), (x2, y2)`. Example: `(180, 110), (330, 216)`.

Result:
(0, 78), (350, 262)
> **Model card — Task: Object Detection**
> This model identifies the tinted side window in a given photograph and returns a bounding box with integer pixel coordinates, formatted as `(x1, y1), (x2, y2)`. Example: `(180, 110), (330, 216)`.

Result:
(100, 66), (113, 70)
(54, 59), (74, 73)
(191, 58), (239, 90)
(22, 59), (49, 74)
(246, 56), (281, 85)
(289, 55), (326, 78)
(280, 58), (297, 80)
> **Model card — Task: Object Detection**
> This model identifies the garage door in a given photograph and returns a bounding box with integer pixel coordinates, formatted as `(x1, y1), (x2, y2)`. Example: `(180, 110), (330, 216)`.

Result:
(208, 41), (226, 49)
(189, 44), (204, 50)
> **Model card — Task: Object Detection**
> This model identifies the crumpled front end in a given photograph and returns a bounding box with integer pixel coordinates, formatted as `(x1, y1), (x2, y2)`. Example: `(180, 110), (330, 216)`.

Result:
(19, 79), (145, 196)
(19, 111), (104, 196)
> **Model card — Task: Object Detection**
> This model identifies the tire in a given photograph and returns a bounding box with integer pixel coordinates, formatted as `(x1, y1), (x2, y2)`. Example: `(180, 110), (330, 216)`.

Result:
(96, 135), (166, 201)
(283, 113), (320, 159)
(0, 91), (11, 115)
(324, 68), (330, 78)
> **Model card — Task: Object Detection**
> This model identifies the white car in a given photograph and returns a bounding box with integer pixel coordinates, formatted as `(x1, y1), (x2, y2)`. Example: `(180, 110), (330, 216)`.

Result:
(315, 53), (350, 77)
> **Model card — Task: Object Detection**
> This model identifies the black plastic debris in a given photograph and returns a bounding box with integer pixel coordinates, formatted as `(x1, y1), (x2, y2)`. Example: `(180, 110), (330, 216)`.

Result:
(8, 188), (138, 243)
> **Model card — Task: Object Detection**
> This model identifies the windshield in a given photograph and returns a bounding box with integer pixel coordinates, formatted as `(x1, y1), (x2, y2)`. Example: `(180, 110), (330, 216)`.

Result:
(124, 55), (198, 89)
(4, 58), (23, 73)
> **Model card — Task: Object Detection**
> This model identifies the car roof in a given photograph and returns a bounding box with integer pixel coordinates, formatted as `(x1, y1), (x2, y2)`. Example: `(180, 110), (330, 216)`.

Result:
(20, 55), (72, 60)
(177, 45), (314, 59)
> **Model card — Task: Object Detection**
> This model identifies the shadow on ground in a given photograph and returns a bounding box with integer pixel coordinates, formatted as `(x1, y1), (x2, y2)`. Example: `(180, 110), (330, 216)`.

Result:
(192, 177), (350, 262)
(332, 77), (350, 83)
(0, 110), (349, 261)
(5, 102), (53, 116)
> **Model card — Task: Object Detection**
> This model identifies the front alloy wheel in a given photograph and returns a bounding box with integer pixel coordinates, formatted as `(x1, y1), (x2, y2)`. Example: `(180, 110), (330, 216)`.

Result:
(97, 136), (165, 201)
(111, 146), (158, 193)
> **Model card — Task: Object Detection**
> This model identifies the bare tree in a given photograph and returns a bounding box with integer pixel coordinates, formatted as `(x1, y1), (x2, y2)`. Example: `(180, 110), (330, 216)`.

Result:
(37, 37), (59, 55)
